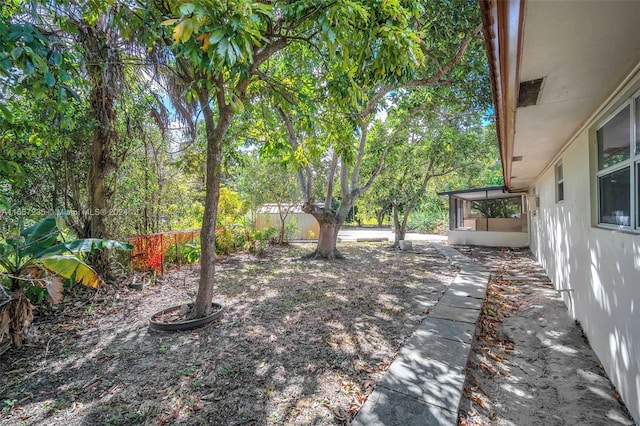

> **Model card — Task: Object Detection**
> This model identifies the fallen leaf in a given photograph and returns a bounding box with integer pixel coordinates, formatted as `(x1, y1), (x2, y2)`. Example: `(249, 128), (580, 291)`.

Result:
(46, 277), (64, 304)
(473, 395), (487, 409)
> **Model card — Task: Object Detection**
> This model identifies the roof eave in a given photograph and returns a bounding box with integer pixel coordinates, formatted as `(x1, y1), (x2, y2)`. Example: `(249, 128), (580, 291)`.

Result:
(478, 0), (526, 190)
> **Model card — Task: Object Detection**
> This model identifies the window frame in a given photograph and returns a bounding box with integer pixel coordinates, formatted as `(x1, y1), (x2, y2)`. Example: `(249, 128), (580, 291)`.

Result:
(555, 161), (564, 203)
(595, 91), (639, 231)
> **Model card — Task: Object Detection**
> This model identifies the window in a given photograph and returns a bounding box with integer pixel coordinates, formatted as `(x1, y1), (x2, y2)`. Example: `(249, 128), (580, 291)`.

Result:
(595, 95), (639, 229)
(470, 197), (522, 218)
(555, 162), (564, 202)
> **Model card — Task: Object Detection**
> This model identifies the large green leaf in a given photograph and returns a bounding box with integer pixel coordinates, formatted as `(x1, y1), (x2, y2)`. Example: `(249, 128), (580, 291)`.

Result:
(36, 238), (133, 257)
(19, 216), (60, 257)
(40, 255), (103, 288)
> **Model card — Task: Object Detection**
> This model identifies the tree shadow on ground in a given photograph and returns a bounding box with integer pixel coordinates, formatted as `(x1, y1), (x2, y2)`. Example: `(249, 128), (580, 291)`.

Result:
(0, 242), (456, 425)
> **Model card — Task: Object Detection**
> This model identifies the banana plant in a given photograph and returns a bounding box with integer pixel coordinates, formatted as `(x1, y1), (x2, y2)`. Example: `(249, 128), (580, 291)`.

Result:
(0, 215), (132, 297)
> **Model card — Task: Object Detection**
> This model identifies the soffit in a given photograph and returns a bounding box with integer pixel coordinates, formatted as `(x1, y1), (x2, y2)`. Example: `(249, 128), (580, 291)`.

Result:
(438, 186), (526, 201)
(510, 0), (640, 191)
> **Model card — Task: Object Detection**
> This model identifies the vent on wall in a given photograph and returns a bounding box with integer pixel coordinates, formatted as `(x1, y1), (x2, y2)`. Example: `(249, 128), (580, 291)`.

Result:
(517, 78), (544, 107)
(513, 156), (523, 162)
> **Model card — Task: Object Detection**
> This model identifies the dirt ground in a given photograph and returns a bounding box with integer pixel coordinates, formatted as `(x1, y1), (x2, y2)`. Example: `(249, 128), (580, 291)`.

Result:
(457, 246), (635, 426)
(0, 242), (456, 425)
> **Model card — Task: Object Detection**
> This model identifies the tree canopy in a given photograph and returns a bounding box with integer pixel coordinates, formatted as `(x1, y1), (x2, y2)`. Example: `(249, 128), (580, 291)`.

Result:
(1, 0), (499, 318)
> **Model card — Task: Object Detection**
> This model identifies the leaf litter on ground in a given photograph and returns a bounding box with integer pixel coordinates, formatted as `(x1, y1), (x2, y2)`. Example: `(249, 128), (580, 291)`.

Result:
(0, 242), (455, 425)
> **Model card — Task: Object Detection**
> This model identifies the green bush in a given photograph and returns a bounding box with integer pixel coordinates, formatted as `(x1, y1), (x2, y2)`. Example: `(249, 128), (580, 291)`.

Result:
(24, 282), (48, 305)
(284, 217), (298, 241)
(217, 187), (248, 227)
(214, 226), (245, 255)
(253, 226), (276, 243)
(164, 241), (201, 266)
(250, 226), (276, 256)
(407, 209), (448, 234)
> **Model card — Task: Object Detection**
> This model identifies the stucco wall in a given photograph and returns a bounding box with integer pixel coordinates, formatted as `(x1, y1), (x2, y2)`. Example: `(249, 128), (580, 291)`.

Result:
(448, 230), (529, 247)
(530, 71), (640, 423)
(475, 217), (526, 232)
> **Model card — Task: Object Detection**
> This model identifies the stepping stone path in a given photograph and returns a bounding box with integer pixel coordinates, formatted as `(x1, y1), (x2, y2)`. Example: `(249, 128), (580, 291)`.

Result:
(353, 243), (487, 425)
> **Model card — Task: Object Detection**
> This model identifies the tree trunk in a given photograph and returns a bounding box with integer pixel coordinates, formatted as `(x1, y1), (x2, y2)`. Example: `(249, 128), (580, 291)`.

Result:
(313, 218), (342, 259)
(87, 129), (111, 278)
(305, 203), (350, 259)
(192, 89), (232, 319)
(79, 23), (119, 281)
(392, 204), (406, 247)
(86, 69), (116, 281)
(277, 203), (286, 244)
(376, 209), (386, 227)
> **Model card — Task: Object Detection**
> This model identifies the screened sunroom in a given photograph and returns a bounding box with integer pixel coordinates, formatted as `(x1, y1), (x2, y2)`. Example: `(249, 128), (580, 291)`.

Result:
(438, 186), (529, 247)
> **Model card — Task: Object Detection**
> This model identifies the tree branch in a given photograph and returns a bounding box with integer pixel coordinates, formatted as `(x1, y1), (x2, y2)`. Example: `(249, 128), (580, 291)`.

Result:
(405, 24), (482, 89)
(351, 123), (369, 191)
(340, 155), (349, 204)
(275, 105), (313, 205)
(359, 103), (432, 195)
(325, 150), (338, 209)
(362, 24), (481, 116)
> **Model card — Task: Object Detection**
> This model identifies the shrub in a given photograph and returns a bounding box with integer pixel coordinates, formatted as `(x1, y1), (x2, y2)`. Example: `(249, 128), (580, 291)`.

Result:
(164, 242), (201, 266)
(407, 209), (448, 234)
(284, 217), (298, 241)
(217, 187), (247, 227)
(214, 226), (245, 255)
(251, 227), (276, 256)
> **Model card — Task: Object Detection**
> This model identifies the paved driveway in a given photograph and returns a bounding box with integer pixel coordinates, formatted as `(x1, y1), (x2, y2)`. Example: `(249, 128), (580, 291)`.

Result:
(337, 226), (447, 243)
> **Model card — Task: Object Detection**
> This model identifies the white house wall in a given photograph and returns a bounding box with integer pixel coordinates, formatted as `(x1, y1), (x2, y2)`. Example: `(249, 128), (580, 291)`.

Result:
(530, 70), (640, 423)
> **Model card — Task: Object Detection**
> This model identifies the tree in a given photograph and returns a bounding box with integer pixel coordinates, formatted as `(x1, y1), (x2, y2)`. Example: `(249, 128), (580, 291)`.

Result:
(0, 1), (79, 218)
(369, 107), (491, 246)
(269, 0), (488, 258)
(150, 0), (359, 317)
(238, 153), (300, 244)
(2, 1), (151, 279)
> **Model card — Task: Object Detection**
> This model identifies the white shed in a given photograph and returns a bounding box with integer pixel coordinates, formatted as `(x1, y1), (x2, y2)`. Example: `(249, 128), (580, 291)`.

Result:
(256, 203), (319, 240)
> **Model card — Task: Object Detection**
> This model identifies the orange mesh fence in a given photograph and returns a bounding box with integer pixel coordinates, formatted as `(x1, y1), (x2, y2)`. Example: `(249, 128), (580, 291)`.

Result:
(129, 230), (199, 274)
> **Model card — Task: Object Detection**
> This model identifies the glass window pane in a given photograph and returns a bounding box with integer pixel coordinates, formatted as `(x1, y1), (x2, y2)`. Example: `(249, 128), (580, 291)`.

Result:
(558, 182), (564, 202)
(599, 167), (630, 226)
(598, 105), (630, 170)
(635, 97), (640, 155)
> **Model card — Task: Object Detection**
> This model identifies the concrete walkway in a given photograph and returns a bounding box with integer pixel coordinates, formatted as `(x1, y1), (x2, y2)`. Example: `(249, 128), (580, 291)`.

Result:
(353, 243), (488, 425)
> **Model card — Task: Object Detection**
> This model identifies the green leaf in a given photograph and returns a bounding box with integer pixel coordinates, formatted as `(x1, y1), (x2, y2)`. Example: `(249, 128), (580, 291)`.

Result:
(0, 103), (13, 123)
(20, 216), (60, 255)
(51, 52), (62, 66)
(179, 3), (195, 16)
(44, 71), (55, 87)
(41, 255), (103, 288)
(31, 53), (48, 72)
(10, 46), (23, 60)
(209, 29), (225, 44)
(161, 18), (178, 26)
(227, 42), (236, 65)
(182, 20), (194, 43)
(36, 238), (133, 257)
(59, 68), (71, 82)
(216, 38), (229, 58)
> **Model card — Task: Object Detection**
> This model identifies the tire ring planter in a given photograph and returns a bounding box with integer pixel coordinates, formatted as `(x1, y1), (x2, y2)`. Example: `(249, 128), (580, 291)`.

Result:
(149, 302), (223, 332)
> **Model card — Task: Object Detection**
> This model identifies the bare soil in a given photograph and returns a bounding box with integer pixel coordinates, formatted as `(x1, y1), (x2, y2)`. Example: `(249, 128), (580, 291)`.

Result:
(457, 246), (635, 426)
(0, 242), (455, 425)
